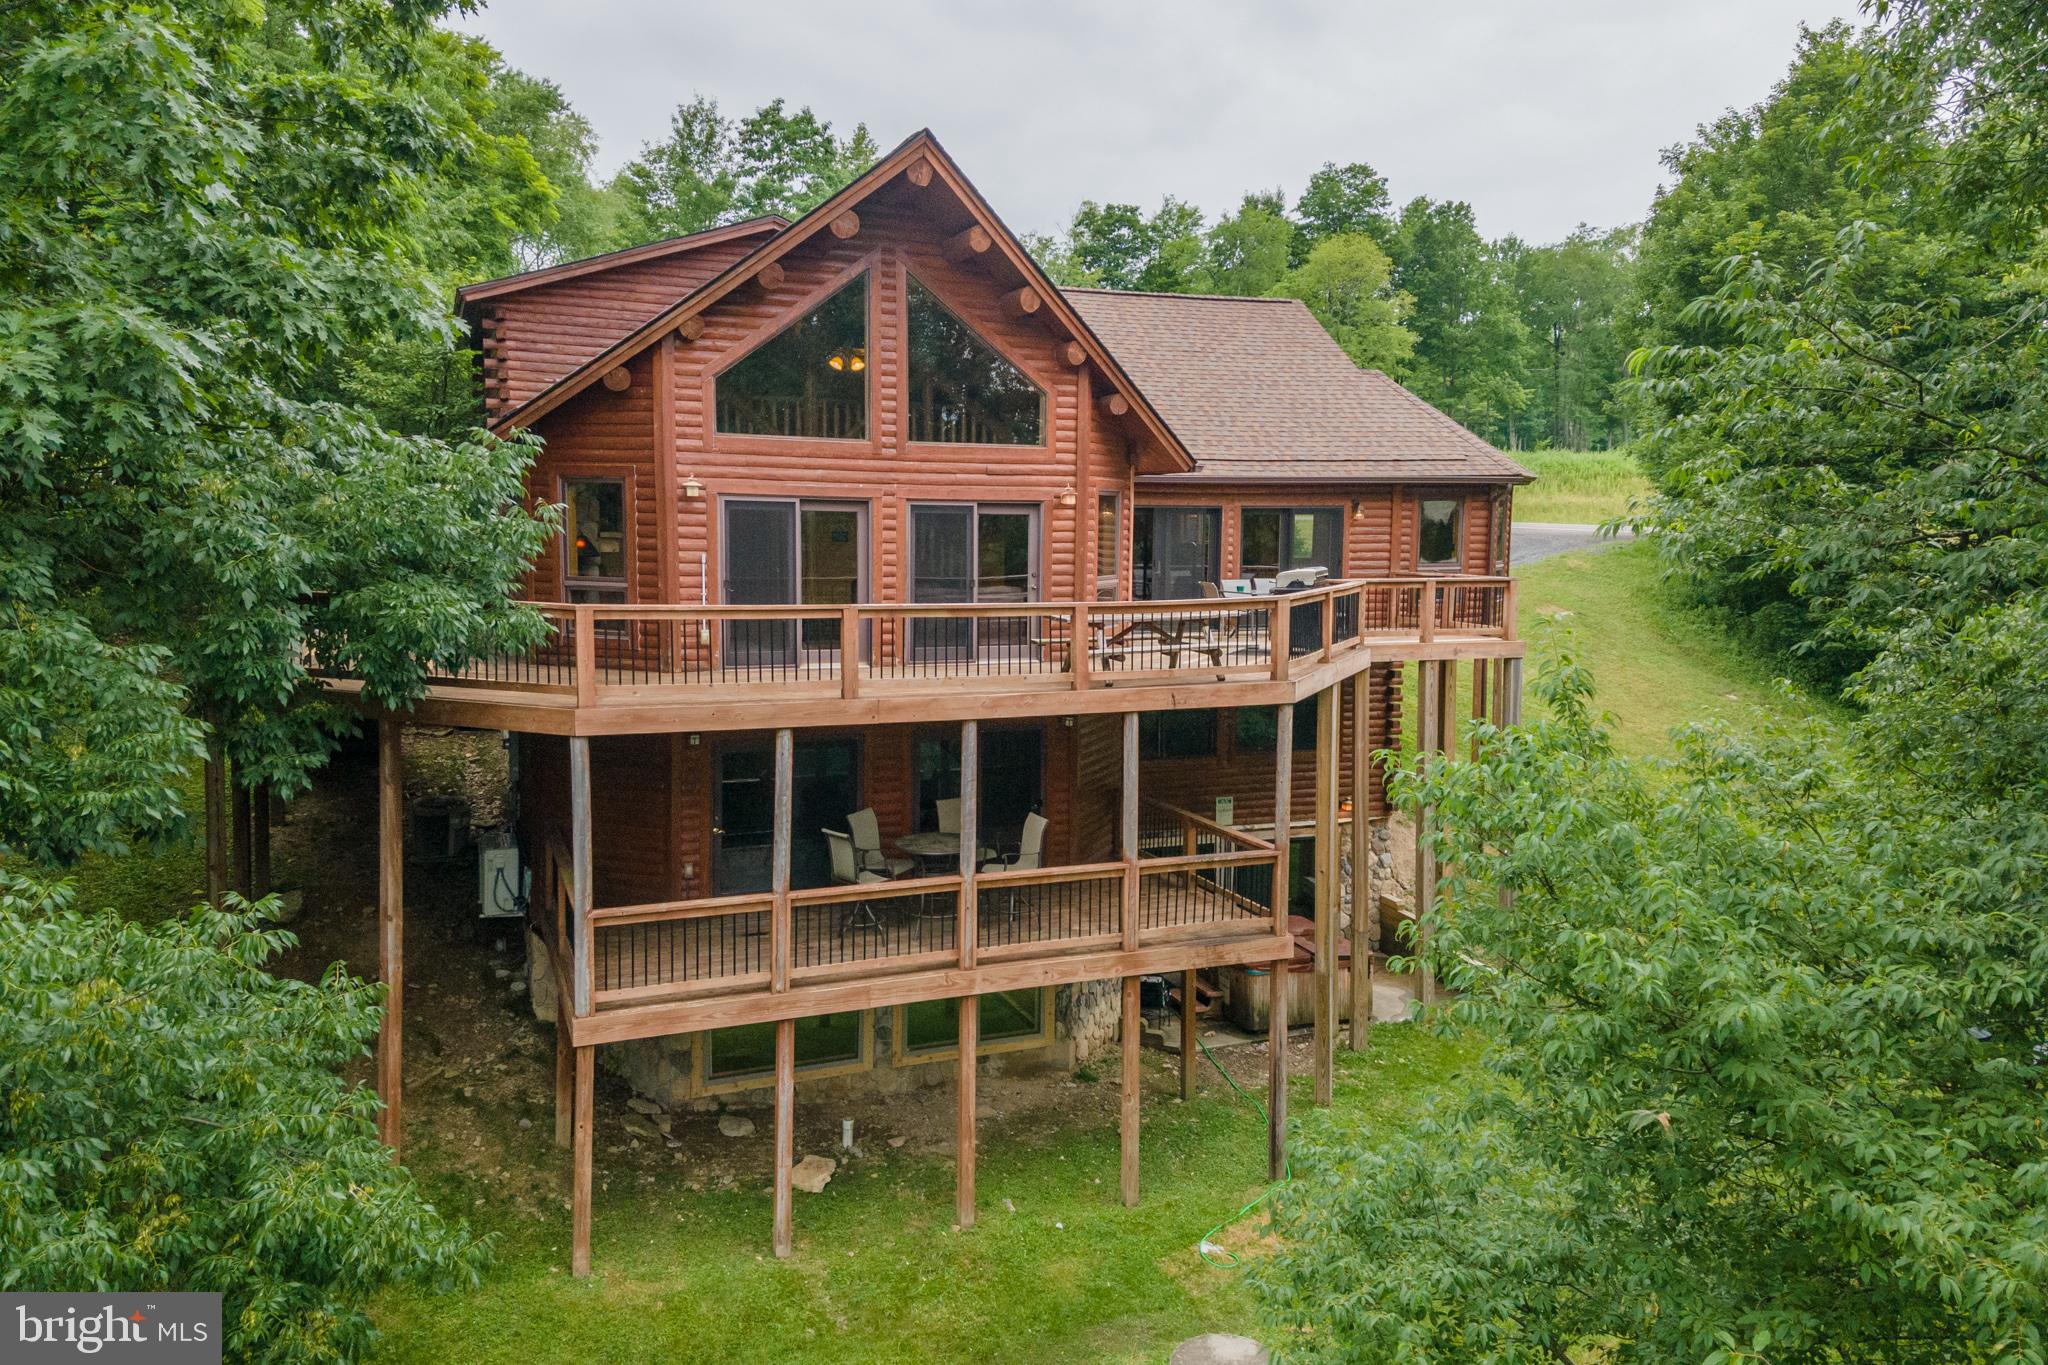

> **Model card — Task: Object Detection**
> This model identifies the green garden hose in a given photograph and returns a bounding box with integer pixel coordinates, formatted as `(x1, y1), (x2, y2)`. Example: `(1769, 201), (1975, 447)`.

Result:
(1194, 1033), (1290, 1269)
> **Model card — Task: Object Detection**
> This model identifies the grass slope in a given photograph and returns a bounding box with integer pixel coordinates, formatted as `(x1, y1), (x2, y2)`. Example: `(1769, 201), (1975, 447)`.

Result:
(1511, 448), (1650, 525)
(372, 1029), (1478, 1365)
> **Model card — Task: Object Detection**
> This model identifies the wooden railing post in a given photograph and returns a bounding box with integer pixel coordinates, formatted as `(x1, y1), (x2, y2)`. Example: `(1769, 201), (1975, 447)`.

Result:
(839, 606), (861, 699)
(1269, 599), (1292, 681)
(1320, 590), (1335, 662)
(959, 720), (979, 969)
(1070, 601), (1090, 691)
(573, 606), (597, 707)
(568, 736), (593, 1017)
(1418, 582), (1437, 645)
(771, 728), (793, 992)
(1503, 578), (1520, 640)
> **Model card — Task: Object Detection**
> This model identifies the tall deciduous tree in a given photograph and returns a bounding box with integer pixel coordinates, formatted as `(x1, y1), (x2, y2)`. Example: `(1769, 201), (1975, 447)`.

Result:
(1061, 197), (1207, 293)
(1293, 160), (1395, 262)
(0, 0), (554, 864)
(1388, 196), (1529, 438)
(1198, 191), (1295, 296)
(1271, 233), (1415, 371)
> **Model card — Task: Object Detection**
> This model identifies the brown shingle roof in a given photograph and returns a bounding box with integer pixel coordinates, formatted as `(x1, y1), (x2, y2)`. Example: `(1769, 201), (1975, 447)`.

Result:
(1063, 289), (1532, 485)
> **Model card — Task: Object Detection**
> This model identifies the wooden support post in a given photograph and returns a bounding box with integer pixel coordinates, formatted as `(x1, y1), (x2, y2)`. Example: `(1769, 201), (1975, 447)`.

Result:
(957, 993), (978, 1228)
(772, 1018), (795, 1258)
(1180, 968), (1198, 1101)
(1269, 601), (1292, 681)
(771, 729), (793, 992)
(960, 721), (979, 968)
(204, 732), (226, 910)
(252, 781), (272, 899)
(1268, 956), (1288, 1182)
(554, 1014), (573, 1149)
(232, 778), (253, 899)
(1415, 665), (1442, 1008)
(377, 716), (404, 1155)
(1313, 687), (1338, 1108)
(569, 737), (593, 1018)
(571, 1044), (593, 1276)
(573, 606), (597, 708)
(943, 224), (992, 262)
(1470, 658), (1488, 761)
(1348, 677), (1374, 1051)
(1120, 974), (1141, 1207)
(1120, 712), (1139, 950)
(1503, 657), (1525, 726)
(839, 606), (861, 699)
(1271, 703), (1293, 938)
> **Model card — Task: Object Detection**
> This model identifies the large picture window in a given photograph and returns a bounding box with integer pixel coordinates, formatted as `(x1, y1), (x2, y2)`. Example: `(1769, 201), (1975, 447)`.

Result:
(705, 1012), (864, 1082)
(562, 478), (626, 603)
(716, 273), (867, 439)
(1418, 497), (1462, 569)
(906, 275), (1044, 445)
(1241, 507), (1342, 582)
(900, 990), (1048, 1057)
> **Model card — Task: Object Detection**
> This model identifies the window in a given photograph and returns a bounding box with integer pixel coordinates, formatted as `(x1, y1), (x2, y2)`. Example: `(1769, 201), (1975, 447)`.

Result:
(1140, 708), (1218, 759)
(906, 276), (1044, 444)
(563, 479), (626, 603)
(913, 726), (1043, 839)
(1096, 493), (1120, 600)
(900, 990), (1048, 1056)
(704, 1012), (864, 1082)
(1418, 497), (1462, 569)
(721, 499), (866, 655)
(716, 273), (867, 439)
(1234, 697), (1318, 753)
(1133, 507), (1221, 600)
(1241, 507), (1342, 581)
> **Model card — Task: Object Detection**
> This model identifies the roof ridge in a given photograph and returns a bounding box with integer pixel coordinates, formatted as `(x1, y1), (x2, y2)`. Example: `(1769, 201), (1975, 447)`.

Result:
(1063, 286), (1301, 304)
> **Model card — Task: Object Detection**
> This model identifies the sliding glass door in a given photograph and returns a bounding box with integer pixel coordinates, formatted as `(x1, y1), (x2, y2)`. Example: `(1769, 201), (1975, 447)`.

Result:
(722, 499), (866, 668)
(908, 504), (1037, 661)
(1133, 507), (1220, 600)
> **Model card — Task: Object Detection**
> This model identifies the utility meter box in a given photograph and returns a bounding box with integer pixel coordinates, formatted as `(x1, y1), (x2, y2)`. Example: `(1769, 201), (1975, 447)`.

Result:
(477, 830), (524, 919)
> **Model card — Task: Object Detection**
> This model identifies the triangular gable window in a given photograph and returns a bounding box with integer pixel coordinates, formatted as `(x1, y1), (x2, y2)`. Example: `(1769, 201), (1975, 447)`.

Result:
(906, 275), (1044, 445)
(717, 273), (867, 439)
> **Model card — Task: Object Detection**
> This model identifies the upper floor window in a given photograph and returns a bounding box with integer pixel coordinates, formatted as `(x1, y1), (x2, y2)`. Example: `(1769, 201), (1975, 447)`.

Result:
(1418, 497), (1462, 570)
(1241, 507), (1341, 582)
(906, 275), (1044, 445)
(1096, 492), (1121, 600)
(563, 478), (626, 603)
(716, 273), (867, 440)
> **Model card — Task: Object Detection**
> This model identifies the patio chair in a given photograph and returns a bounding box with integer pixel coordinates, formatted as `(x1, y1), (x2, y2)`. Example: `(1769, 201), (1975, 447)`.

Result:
(847, 807), (914, 878)
(935, 797), (996, 861)
(982, 812), (1049, 927)
(825, 828), (889, 938)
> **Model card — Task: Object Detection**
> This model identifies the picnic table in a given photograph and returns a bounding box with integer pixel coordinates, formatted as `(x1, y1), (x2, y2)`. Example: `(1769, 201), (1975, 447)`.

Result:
(1089, 607), (1261, 669)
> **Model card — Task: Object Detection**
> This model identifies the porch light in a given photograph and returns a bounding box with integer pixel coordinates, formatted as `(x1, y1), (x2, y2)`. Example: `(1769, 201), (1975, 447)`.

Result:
(682, 475), (704, 499)
(1058, 486), (1077, 507)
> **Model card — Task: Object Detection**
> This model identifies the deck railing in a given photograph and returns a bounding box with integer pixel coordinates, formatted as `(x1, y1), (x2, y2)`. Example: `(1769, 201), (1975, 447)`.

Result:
(309, 576), (1515, 706)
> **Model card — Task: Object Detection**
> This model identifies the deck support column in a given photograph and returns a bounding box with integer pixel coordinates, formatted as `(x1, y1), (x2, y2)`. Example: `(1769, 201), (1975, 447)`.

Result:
(957, 993), (978, 1228)
(1180, 969), (1198, 1100)
(569, 737), (593, 1018)
(1269, 701), (1293, 1181)
(1414, 664), (1442, 1007)
(960, 721), (979, 968)
(771, 729), (793, 992)
(571, 1044), (593, 1276)
(1313, 686), (1338, 1107)
(1120, 712), (1139, 950)
(376, 717), (404, 1154)
(772, 1018), (795, 1258)
(1348, 675), (1374, 1051)
(554, 1014), (573, 1148)
(1120, 974), (1141, 1206)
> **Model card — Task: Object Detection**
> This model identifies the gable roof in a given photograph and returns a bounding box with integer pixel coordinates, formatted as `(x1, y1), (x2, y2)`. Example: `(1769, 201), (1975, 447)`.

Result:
(455, 217), (789, 305)
(1063, 289), (1533, 485)
(488, 130), (1196, 474)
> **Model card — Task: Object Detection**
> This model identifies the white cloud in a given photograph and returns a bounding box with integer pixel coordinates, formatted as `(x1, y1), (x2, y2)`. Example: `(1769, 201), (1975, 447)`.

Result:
(456, 0), (1863, 243)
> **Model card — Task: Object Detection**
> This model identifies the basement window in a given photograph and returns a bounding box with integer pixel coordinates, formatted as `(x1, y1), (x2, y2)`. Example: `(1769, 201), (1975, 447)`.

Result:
(704, 1012), (865, 1083)
(897, 989), (1050, 1059)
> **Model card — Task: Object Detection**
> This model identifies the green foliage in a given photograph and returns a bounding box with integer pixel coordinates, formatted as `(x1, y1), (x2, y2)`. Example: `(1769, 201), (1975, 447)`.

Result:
(1061, 197), (1207, 293)
(1259, 657), (2048, 1362)
(1387, 196), (1529, 434)
(1270, 233), (1414, 371)
(1501, 226), (1639, 450)
(0, 0), (555, 862)
(1506, 448), (1648, 524)
(1198, 192), (1294, 296)
(610, 94), (878, 241)
(1293, 160), (1394, 263)
(0, 876), (489, 1363)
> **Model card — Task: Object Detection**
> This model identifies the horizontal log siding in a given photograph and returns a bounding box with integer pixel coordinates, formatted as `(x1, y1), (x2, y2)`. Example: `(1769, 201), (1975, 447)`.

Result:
(519, 733), (675, 906)
(521, 348), (659, 604)
(480, 238), (761, 416)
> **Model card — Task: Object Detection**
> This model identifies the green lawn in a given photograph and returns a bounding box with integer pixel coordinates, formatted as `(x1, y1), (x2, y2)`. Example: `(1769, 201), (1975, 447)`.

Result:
(372, 1028), (1479, 1365)
(1511, 448), (1650, 524)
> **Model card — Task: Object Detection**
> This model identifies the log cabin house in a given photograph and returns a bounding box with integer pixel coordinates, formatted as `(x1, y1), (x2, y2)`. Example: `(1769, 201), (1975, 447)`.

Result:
(322, 130), (1530, 1274)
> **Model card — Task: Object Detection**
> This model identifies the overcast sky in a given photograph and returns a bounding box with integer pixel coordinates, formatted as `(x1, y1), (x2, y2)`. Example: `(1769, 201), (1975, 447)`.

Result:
(455, 0), (1863, 246)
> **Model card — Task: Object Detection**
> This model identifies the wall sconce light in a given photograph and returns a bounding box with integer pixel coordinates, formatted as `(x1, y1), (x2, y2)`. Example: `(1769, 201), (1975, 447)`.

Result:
(1352, 499), (1367, 522)
(1058, 486), (1077, 507)
(682, 475), (704, 499)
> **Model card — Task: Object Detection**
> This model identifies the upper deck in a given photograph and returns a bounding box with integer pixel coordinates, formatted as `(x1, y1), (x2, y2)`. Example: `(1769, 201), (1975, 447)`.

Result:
(315, 574), (1522, 734)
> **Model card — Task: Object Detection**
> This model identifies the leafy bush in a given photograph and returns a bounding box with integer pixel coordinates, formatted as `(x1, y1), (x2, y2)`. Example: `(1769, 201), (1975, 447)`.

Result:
(0, 877), (488, 1362)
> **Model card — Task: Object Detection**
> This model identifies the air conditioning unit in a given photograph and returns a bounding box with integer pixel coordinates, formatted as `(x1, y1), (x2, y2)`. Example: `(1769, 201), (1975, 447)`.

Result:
(477, 829), (526, 919)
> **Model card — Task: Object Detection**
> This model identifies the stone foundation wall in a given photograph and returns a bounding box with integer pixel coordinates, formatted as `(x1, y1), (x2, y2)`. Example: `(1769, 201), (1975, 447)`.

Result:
(1056, 979), (1124, 1064)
